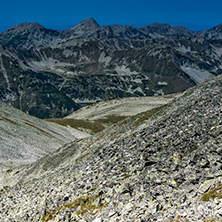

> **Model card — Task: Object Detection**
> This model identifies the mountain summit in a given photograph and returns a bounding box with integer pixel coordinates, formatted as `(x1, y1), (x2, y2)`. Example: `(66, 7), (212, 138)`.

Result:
(71, 17), (100, 33)
(199, 23), (222, 39)
(5, 22), (45, 32)
(0, 22), (59, 49)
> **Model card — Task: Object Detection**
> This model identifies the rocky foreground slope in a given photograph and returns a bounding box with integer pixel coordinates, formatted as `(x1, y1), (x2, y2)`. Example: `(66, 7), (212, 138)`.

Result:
(1, 76), (222, 221)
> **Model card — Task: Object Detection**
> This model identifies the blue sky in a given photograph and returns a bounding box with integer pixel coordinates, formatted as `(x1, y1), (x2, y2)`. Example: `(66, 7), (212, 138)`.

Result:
(0, 0), (222, 31)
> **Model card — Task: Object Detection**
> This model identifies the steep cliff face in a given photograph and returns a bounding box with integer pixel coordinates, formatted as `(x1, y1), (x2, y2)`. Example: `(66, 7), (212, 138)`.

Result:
(1, 19), (222, 118)
(0, 76), (222, 221)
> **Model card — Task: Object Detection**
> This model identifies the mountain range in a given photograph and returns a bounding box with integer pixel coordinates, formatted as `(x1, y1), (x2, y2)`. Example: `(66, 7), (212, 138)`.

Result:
(1, 18), (222, 118)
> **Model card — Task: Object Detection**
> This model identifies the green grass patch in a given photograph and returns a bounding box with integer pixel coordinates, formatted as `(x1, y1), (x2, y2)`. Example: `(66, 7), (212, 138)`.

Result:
(124, 174), (132, 179)
(45, 115), (126, 134)
(42, 195), (106, 222)
(96, 115), (126, 125)
(42, 211), (56, 222)
(200, 183), (222, 201)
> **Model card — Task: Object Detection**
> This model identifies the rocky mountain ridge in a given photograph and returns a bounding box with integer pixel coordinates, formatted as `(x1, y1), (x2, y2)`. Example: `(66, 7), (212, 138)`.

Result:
(1, 18), (222, 118)
(0, 76), (222, 221)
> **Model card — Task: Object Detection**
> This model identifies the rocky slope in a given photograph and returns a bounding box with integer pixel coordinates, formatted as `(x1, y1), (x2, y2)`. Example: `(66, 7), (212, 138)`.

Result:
(0, 102), (89, 188)
(46, 94), (177, 135)
(65, 94), (177, 120)
(0, 76), (222, 221)
(1, 18), (222, 118)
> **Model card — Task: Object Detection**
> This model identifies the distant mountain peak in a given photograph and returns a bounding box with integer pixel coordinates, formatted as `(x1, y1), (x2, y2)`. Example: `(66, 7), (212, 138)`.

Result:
(212, 23), (222, 30)
(8, 22), (45, 31)
(71, 17), (100, 31)
(199, 23), (222, 33)
(83, 17), (99, 24)
(198, 23), (222, 39)
(148, 22), (172, 28)
(1, 22), (46, 38)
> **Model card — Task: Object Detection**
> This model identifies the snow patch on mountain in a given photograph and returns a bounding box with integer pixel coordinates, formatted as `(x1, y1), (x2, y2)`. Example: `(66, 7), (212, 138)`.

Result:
(177, 45), (192, 53)
(157, 81), (168, 86)
(98, 52), (112, 66)
(133, 87), (145, 95)
(212, 46), (222, 57)
(114, 65), (138, 75)
(27, 58), (73, 71)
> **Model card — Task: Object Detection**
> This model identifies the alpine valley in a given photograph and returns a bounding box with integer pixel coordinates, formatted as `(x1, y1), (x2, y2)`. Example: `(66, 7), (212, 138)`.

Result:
(1, 18), (222, 118)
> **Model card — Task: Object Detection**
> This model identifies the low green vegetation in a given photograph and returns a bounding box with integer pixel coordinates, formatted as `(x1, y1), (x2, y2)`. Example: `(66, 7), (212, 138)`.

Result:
(45, 118), (104, 134)
(45, 115), (126, 134)
(66, 195), (105, 216)
(200, 183), (222, 202)
(42, 195), (106, 221)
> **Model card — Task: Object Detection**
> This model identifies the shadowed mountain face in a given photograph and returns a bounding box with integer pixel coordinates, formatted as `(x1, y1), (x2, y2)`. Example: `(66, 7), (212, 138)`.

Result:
(0, 75), (222, 221)
(1, 18), (222, 118)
